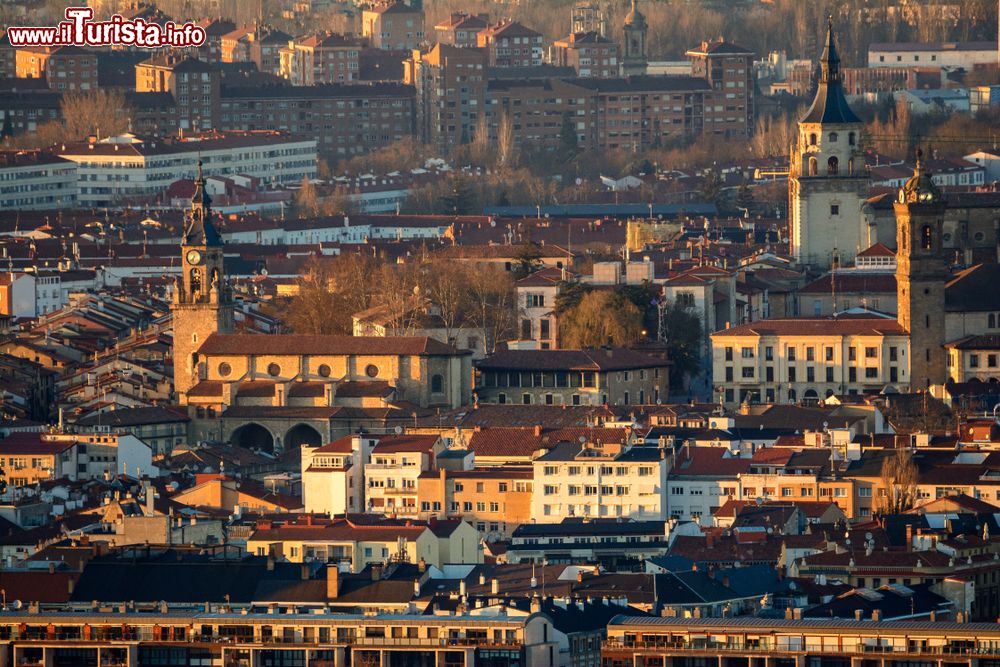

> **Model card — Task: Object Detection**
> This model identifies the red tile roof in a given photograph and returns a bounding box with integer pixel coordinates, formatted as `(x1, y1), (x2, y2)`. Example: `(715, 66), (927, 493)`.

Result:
(713, 316), (906, 338)
(670, 447), (751, 476)
(857, 242), (895, 257)
(0, 433), (76, 456)
(198, 334), (462, 356)
(370, 434), (439, 453)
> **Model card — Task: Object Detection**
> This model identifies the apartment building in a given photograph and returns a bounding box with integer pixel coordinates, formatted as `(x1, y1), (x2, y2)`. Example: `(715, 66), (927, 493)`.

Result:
(685, 39), (755, 138)
(0, 605), (552, 667)
(478, 21), (545, 68)
(279, 33), (363, 85)
(476, 348), (670, 406)
(711, 316), (911, 407)
(417, 467), (534, 537)
(219, 83), (415, 159)
(301, 435), (378, 515)
(57, 131), (317, 207)
(604, 617), (1000, 667)
(516, 267), (572, 349)
(434, 12), (489, 48)
(365, 435), (444, 516)
(868, 40), (999, 69)
(0, 150), (77, 210)
(405, 44), (487, 155)
(221, 25), (292, 74)
(0, 431), (152, 487)
(15, 45), (97, 91)
(363, 2), (425, 51)
(551, 32), (620, 78)
(135, 54), (221, 130)
(532, 439), (669, 521)
(246, 515), (480, 571)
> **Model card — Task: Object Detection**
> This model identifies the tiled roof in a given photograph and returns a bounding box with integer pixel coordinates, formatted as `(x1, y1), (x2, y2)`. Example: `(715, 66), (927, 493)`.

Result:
(857, 242), (895, 257)
(798, 273), (896, 294)
(0, 433), (76, 456)
(370, 434), (439, 453)
(198, 334), (463, 356)
(713, 316), (906, 337)
(947, 264), (1000, 312)
(670, 447), (751, 476)
(945, 334), (1000, 350)
(477, 347), (668, 371)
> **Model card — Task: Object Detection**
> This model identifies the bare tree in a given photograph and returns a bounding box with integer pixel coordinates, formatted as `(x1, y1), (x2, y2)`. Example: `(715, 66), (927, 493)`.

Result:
(496, 110), (516, 170)
(465, 266), (517, 354)
(879, 447), (919, 515)
(61, 89), (132, 142)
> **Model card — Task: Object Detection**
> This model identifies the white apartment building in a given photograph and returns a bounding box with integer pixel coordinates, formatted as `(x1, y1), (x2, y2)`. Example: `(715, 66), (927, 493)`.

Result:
(0, 150), (77, 210)
(868, 41), (999, 69)
(711, 315), (911, 407)
(364, 435), (443, 516)
(301, 435), (377, 515)
(516, 267), (569, 348)
(58, 131), (317, 208)
(665, 446), (747, 522)
(532, 440), (668, 521)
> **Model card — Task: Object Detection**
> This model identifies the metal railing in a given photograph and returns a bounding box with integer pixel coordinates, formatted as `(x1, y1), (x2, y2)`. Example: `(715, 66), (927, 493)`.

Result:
(602, 641), (999, 657)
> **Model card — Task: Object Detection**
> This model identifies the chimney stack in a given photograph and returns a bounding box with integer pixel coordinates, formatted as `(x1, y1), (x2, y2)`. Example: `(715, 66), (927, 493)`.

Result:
(301, 563), (310, 581)
(492, 578), (500, 595)
(326, 566), (339, 599)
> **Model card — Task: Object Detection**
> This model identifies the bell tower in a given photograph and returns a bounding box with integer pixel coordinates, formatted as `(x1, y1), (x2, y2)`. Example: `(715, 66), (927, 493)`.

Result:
(895, 152), (948, 391)
(789, 19), (867, 269)
(172, 161), (233, 401)
(621, 0), (647, 76)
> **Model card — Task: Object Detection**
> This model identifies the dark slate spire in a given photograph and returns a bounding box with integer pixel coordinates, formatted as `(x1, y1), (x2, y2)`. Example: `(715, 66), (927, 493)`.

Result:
(800, 19), (861, 125)
(183, 160), (222, 247)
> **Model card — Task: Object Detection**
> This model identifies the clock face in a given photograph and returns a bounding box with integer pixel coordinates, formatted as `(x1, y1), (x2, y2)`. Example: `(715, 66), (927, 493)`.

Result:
(186, 250), (202, 265)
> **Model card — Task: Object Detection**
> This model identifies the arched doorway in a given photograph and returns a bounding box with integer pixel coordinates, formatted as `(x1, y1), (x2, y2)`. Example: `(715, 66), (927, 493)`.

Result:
(232, 423), (274, 453)
(285, 423), (322, 449)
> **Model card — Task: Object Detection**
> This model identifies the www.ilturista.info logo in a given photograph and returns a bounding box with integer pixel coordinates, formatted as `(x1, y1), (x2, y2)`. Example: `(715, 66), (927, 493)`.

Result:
(7, 7), (206, 48)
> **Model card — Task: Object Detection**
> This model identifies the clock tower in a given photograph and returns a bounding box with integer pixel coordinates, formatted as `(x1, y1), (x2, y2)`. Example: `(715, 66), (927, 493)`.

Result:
(895, 152), (948, 391)
(172, 161), (233, 401)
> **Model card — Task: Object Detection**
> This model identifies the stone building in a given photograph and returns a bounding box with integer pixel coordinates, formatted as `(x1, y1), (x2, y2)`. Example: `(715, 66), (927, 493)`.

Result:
(789, 22), (868, 269)
(475, 348), (670, 406)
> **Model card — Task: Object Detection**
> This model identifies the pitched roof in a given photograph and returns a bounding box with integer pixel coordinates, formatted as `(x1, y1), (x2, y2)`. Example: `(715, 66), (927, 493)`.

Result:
(946, 264), (1000, 312)
(477, 348), (668, 372)
(800, 24), (861, 125)
(798, 273), (896, 295)
(0, 433), (76, 456)
(198, 334), (463, 356)
(713, 316), (906, 338)
(857, 242), (896, 257)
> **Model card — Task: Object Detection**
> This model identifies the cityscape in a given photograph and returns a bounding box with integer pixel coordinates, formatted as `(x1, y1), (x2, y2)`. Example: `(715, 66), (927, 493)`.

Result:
(1, 0), (1000, 666)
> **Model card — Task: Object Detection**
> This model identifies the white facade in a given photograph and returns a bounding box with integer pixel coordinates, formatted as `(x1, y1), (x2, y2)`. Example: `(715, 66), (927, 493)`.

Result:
(301, 436), (375, 515)
(0, 153), (77, 210)
(58, 133), (317, 208)
(868, 42), (998, 69)
(711, 320), (911, 406)
(964, 150), (1000, 183)
(531, 445), (668, 521)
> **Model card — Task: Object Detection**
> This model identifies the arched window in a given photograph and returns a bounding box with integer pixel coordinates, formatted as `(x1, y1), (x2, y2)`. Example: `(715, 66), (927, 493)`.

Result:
(211, 268), (219, 287)
(848, 132), (856, 146)
(808, 133), (817, 146)
(989, 313), (996, 329)
(431, 374), (444, 394)
(788, 389), (797, 402)
(190, 268), (202, 293)
(921, 225), (933, 250)
(827, 156), (839, 176)
(829, 132), (838, 142)
(808, 157), (818, 176)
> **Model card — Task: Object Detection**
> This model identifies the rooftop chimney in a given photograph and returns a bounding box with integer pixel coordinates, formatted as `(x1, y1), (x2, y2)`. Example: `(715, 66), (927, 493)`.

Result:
(492, 578), (500, 595)
(327, 566), (339, 599)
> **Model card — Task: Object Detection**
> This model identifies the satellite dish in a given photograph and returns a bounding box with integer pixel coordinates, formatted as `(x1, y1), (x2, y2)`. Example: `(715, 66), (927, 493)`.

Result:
(755, 497), (763, 506)
(394, 426), (403, 435)
(865, 532), (873, 541)
(11, 600), (22, 610)
(845, 538), (851, 546)
(766, 527), (773, 534)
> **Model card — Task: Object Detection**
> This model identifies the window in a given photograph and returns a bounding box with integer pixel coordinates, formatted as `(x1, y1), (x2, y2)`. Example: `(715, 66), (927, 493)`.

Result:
(865, 367), (878, 378)
(970, 354), (980, 368)
(787, 347), (796, 361)
(827, 156), (838, 176)
(741, 347), (754, 358)
(921, 225), (933, 250)
(725, 347), (733, 361)
(865, 347), (877, 359)
(828, 132), (838, 142)
(849, 348), (857, 361)
(267, 363), (281, 376)
(218, 362), (232, 376)
(806, 347), (815, 361)
(765, 346), (773, 361)
(808, 156), (818, 176)
(365, 364), (379, 378)
(830, 204), (839, 216)
(742, 367), (754, 378)
(431, 374), (444, 393)
(318, 364), (332, 377)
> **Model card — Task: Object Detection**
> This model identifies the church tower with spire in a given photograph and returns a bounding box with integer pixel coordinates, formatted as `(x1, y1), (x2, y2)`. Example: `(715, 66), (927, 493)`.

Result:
(171, 161), (233, 402)
(621, 0), (647, 76)
(789, 20), (867, 269)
